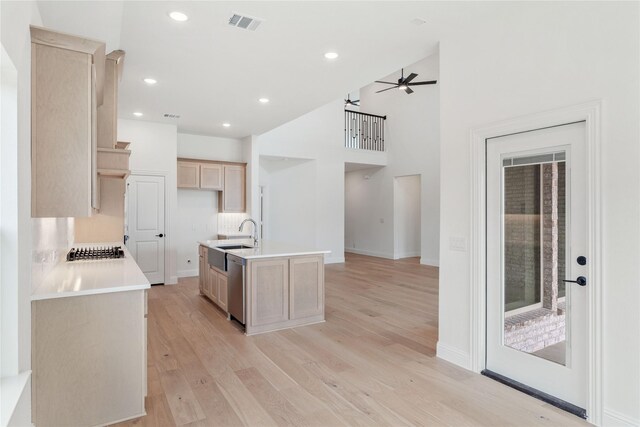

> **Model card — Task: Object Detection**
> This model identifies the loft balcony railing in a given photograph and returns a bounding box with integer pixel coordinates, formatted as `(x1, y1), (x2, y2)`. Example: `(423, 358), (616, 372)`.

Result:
(344, 109), (386, 152)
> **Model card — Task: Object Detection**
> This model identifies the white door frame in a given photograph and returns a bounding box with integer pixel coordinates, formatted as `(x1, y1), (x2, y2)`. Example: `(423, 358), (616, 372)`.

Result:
(470, 100), (602, 424)
(127, 169), (172, 285)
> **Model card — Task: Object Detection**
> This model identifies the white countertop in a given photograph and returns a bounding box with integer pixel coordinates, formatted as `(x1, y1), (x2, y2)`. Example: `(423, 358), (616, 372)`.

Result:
(31, 243), (150, 301)
(199, 239), (330, 260)
(217, 231), (253, 238)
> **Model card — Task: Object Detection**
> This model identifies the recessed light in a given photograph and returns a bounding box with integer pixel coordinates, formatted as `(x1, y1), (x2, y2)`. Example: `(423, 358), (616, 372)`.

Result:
(143, 78), (157, 85)
(169, 11), (188, 22)
(133, 112), (143, 117)
(324, 52), (339, 60)
(258, 98), (270, 104)
(222, 123), (231, 127)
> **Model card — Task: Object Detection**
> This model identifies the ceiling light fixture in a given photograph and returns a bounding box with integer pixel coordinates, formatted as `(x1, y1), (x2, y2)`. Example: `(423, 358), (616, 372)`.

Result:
(398, 85), (408, 91)
(133, 112), (143, 117)
(169, 11), (189, 22)
(143, 78), (157, 85)
(222, 123), (231, 127)
(324, 52), (339, 60)
(258, 98), (270, 104)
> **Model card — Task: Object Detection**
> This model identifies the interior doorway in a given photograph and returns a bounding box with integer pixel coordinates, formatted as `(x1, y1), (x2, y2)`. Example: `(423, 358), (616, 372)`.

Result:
(126, 174), (166, 284)
(394, 175), (421, 259)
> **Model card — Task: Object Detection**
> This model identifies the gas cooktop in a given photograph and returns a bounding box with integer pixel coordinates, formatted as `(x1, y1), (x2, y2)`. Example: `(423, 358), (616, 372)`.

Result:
(66, 246), (125, 261)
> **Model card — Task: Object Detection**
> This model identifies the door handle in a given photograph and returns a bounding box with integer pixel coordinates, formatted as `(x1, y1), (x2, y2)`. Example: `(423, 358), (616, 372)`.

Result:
(155, 233), (164, 238)
(562, 276), (587, 286)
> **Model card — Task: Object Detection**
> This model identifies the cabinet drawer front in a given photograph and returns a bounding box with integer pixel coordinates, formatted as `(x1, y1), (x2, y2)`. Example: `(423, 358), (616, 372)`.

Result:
(289, 256), (324, 320)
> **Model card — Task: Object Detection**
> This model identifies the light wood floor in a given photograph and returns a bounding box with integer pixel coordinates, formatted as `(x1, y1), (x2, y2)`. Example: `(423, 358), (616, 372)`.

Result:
(114, 253), (586, 427)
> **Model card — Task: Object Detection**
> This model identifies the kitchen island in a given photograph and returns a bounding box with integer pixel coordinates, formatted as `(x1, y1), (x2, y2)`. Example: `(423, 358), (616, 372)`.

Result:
(199, 239), (330, 335)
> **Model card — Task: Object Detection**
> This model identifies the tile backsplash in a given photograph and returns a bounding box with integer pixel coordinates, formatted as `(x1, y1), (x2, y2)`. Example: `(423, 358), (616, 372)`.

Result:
(217, 212), (249, 235)
(32, 217), (74, 291)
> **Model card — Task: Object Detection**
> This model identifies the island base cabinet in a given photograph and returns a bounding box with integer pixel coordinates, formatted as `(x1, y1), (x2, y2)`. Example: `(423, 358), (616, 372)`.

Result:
(246, 255), (324, 336)
(32, 290), (146, 427)
(289, 256), (324, 320)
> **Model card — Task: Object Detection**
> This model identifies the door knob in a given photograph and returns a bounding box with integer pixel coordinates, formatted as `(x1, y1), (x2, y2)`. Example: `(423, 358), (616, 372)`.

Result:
(562, 276), (587, 286)
(156, 233), (164, 238)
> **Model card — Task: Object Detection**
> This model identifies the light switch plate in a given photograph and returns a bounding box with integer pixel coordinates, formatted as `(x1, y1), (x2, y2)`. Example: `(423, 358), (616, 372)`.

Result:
(449, 236), (467, 252)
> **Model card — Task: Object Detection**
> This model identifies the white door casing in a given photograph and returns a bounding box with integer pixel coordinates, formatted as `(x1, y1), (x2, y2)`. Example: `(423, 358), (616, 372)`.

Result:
(126, 175), (165, 284)
(486, 122), (587, 409)
(469, 101), (603, 424)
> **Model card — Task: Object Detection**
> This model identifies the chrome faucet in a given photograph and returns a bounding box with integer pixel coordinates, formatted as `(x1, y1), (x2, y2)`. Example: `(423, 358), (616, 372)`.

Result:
(239, 218), (259, 247)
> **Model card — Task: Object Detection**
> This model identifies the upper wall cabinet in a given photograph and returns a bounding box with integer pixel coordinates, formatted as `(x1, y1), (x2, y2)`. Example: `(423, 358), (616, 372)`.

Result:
(31, 26), (105, 218)
(200, 163), (223, 190)
(177, 158), (246, 212)
(220, 165), (246, 213)
(98, 50), (125, 149)
(177, 161), (200, 188)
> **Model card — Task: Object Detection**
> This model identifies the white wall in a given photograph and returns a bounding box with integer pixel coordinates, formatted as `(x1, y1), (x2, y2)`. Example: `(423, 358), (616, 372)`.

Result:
(118, 119), (178, 284)
(347, 53), (440, 265)
(176, 133), (245, 277)
(178, 133), (243, 162)
(260, 158), (317, 245)
(0, 1), (47, 425)
(435, 3), (639, 424)
(394, 175), (421, 258)
(258, 100), (346, 264)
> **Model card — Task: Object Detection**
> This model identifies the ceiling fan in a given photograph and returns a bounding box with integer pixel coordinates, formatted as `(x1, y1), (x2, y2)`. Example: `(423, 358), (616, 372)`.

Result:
(375, 69), (437, 94)
(344, 94), (360, 107)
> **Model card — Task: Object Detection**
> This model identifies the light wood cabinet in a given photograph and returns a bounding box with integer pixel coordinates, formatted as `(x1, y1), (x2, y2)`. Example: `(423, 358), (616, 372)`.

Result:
(177, 161), (200, 188)
(97, 50), (125, 149)
(32, 290), (146, 426)
(208, 265), (218, 303)
(249, 258), (290, 328)
(177, 158), (246, 213)
(199, 246), (206, 295)
(200, 163), (223, 190)
(220, 165), (246, 213)
(218, 274), (228, 312)
(30, 26), (105, 218)
(245, 254), (324, 335)
(289, 256), (324, 320)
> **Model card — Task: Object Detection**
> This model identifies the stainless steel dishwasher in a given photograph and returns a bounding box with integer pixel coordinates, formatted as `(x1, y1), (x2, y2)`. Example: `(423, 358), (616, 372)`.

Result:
(227, 254), (246, 325)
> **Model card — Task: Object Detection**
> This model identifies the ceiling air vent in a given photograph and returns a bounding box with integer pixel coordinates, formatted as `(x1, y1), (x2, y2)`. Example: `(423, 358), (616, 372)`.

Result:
(228, 13), (263, 31)
(164, 113), (181, 119)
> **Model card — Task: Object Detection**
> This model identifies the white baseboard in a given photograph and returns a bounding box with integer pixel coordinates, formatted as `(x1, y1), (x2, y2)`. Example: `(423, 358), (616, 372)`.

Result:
(436, 341), (472, 370)
(344, 247), (394, 259)
(603, 409), (640, 427)
(394, 251), (421, 259)
(177, 269), (198, 279)
(420, 257), (439, 267)
(325, 256), (345, 264)
(167, 275), (179, 285)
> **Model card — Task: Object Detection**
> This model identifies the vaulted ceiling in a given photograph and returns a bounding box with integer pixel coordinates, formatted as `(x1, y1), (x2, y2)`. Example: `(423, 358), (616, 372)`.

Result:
(37, 1), (443, 138)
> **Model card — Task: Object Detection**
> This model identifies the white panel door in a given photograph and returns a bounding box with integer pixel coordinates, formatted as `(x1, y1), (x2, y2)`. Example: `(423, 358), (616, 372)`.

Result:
(486, 122), (587, 412)
(126, 175), (165, 284)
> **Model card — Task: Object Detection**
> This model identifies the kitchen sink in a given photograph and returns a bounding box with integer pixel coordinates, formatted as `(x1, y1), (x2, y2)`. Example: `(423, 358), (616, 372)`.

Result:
(215, 245), (252, 250)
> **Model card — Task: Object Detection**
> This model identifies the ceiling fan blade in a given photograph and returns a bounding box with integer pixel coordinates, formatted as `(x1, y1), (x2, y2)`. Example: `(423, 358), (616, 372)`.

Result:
(376, 86), (398, 93)
(353, 99), (360, 103)
(408, 80), (438, 86)
(404, 87), (414, 94)
(375, 80), (398, 85)
(403, 73), (418, 84)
